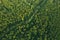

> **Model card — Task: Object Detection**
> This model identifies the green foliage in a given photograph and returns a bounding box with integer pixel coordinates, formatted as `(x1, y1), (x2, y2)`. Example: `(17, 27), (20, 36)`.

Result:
(0, 0), (59, 40)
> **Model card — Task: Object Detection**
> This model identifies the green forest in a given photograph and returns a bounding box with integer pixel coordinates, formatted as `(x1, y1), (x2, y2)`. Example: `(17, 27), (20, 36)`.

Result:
(0, 0), (60, 40)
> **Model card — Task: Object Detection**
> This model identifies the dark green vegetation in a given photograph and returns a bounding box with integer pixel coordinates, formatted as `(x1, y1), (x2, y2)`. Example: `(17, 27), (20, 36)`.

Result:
(0, 0), (60, 40)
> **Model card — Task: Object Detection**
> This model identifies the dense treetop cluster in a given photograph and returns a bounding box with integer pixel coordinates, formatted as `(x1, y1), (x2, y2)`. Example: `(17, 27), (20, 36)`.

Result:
(0, 0), (60, 40)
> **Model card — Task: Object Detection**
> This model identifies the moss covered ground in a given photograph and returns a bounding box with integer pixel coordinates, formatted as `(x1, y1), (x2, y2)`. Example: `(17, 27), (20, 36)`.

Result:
(0, 0), (60, 40)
